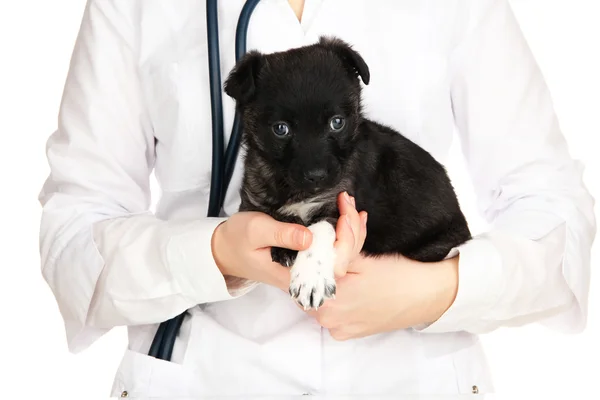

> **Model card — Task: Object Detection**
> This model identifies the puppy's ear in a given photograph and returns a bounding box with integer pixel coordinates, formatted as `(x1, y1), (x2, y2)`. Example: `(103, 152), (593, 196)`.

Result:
(224, 50), (265, 104)
(319, 36), (370, 85)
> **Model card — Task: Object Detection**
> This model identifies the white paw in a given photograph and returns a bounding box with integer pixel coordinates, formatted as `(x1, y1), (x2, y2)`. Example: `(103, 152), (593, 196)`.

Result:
(288, 220), (337, 310)
(289, 256), (336, 310)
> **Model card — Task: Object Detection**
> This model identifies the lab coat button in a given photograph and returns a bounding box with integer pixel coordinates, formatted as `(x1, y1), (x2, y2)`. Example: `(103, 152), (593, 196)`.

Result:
(120, 391), (128, 397)
(472, 385), (479, 394)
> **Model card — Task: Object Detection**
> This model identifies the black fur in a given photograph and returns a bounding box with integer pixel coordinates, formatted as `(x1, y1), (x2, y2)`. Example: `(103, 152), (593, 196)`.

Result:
(224, 36), (471, 267)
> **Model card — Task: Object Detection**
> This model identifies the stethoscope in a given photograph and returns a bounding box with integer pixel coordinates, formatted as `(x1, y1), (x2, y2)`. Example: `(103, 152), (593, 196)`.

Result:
(147, 0), (262, 361)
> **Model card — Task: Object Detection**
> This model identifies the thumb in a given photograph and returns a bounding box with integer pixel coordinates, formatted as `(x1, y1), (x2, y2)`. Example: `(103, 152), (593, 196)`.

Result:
(251, 215), (313, 250)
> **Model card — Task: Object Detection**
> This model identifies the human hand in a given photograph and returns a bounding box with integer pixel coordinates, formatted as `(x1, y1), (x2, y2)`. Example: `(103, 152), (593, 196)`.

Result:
(211, 212), (313, 291)
(332, 191), (368, 278)
(308, 255), (459, 340)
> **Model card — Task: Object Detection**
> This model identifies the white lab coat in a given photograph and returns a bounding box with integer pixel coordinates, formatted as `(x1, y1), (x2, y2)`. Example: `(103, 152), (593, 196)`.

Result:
(38, 0), (596, 397)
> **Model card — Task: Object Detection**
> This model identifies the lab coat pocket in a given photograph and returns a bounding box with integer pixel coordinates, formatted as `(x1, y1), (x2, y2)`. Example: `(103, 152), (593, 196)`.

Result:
(110, 349), (203, 399)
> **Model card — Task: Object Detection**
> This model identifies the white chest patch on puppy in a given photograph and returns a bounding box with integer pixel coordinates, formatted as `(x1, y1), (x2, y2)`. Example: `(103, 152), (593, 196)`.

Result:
(278, 198), (324, 223)
(289, 220), (337, 310)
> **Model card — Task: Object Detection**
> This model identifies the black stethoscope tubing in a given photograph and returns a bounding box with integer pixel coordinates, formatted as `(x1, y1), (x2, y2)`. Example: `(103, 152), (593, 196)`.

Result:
(148, 0), (262, 361)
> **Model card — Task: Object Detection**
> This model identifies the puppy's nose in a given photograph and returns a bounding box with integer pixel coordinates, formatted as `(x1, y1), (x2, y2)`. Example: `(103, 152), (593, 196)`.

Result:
(304, 168), (327, 184)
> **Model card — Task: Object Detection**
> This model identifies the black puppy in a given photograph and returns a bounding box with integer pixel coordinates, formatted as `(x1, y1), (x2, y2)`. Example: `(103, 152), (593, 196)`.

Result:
(224, 37), (471, 310)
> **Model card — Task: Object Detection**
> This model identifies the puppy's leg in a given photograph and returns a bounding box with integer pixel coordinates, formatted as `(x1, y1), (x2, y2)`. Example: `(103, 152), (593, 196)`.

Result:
(271, 247), (298, 268)
(289, 219), (337, 310)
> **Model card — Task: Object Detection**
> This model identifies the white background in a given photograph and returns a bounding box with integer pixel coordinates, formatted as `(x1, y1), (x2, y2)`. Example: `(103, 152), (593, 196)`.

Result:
(0, 0), (598, 398)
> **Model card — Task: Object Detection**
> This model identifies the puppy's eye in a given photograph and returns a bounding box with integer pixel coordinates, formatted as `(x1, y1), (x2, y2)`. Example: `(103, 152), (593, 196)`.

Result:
(272, 122), (290, 137)
(329, 116), (345, 132)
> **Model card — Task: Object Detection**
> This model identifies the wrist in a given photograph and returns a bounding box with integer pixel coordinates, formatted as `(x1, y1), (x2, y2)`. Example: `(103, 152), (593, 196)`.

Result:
(211, 220), (230, 276)
(423, 256), (459, 325)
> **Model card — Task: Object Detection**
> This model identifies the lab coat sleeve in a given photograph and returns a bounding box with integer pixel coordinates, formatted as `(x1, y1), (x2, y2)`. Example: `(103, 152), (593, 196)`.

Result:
(419, 0), (596, 334)
(38, 0), (253, 354)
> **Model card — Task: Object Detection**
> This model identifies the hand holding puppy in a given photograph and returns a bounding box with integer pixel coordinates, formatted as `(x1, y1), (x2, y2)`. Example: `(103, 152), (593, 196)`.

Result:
(211, 192), (366, 293)
(309, 254), (459, 341)
(211, 212), (313, 291)
(308, 193), (459, 341)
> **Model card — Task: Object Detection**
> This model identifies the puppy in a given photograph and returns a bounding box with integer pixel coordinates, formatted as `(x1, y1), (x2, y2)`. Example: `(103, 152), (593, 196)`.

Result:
(224, 37), (471, 310)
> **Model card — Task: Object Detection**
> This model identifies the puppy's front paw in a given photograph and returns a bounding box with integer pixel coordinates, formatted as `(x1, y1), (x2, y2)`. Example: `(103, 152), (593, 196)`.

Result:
(288, 250), (336, 310)
(271, 247), (298, 267)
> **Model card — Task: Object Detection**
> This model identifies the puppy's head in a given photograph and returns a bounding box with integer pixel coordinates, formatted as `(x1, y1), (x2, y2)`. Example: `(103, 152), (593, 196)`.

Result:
(224, 37), (370, 194)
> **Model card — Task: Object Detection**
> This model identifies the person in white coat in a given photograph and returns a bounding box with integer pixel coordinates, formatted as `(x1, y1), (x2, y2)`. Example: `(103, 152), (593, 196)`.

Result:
(38, 0), (596, 397)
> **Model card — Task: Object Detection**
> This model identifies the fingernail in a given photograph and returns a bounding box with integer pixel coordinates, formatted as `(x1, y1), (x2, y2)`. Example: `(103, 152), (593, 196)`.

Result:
(295, 230), (306, 247)
(344, 191), (352, 204)
(350, 197), (356, 207)
(363, 213), (368, 227)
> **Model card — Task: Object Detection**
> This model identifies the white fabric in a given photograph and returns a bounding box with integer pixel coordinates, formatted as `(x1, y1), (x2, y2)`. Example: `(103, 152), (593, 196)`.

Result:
(38, 0), (596, 397)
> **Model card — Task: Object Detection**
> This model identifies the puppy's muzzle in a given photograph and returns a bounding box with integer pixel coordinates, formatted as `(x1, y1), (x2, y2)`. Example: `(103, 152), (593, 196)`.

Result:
(304, 168), (327, 185)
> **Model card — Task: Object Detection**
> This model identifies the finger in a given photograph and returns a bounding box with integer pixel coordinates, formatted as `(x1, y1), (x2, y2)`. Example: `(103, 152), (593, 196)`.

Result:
(337, 191), (354, 216)
(334, 193), (362, 277)
(329, 328), (353, 341)
(335, 212), (355, 249)
(347, 198), (362, 251)
(334, 214), (354, 277)
(335, 193), (357, 248)
(337, 192), (362, 252)
(250, 214), (312, 250)
(358, 211), (368, 248)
